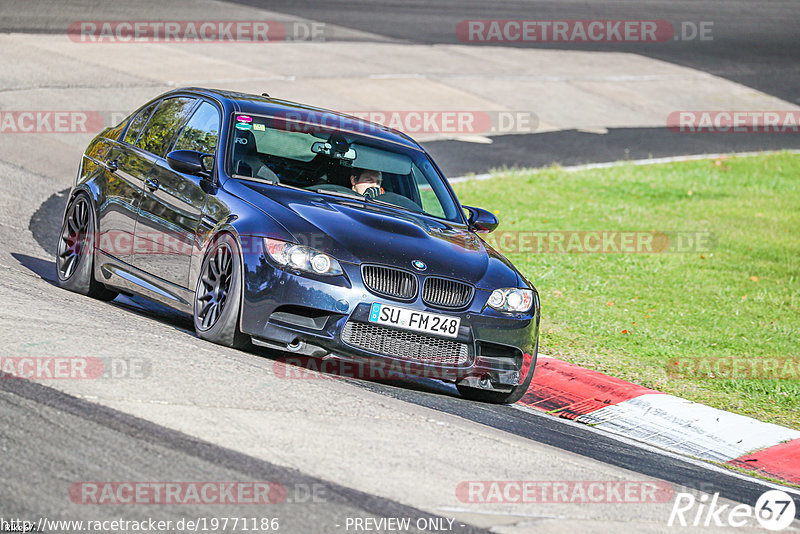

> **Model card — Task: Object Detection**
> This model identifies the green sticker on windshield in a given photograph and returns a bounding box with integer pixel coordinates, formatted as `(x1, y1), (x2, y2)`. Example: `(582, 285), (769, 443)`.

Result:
(235, 122), (251, 131)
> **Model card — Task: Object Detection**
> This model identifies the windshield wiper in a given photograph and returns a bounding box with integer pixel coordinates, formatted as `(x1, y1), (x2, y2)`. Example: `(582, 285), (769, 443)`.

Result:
(327, 190), (394, 207)
(231, 173), (280, 185)
(315, 189), (408, 211)
(315, 189), (363, 201)
(235, 178), (428, 216)
(365, 195), (424, 214)
(362, 195), (394, 208)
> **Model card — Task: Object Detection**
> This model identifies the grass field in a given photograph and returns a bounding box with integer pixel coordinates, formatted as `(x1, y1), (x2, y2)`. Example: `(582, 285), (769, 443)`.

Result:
(452, 152), (800, 429)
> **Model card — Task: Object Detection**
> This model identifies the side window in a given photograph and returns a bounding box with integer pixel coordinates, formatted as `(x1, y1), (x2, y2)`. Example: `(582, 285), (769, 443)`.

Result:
(123, 102), (157, 145)
(172, 102), (220, 154)
(136, 97), (196, 156)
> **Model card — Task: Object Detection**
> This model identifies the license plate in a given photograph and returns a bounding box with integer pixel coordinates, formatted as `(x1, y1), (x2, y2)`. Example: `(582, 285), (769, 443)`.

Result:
(368, 303), (461, 339)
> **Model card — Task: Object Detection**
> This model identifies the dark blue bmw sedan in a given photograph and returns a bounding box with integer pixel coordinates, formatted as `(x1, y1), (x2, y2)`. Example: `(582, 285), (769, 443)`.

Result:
(57, 88), (539, 403)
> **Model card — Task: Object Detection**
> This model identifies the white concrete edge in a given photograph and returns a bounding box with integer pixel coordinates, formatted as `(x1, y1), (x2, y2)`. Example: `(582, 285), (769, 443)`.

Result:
(524, 354), (800, 481)
(448, 149), (800, 184)
(512, 403), (800, 496)
(575, 394), (800, 463)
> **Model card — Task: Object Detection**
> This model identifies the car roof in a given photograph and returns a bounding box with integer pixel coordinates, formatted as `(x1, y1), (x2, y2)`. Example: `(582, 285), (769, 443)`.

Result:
(166, 87), (422, 151)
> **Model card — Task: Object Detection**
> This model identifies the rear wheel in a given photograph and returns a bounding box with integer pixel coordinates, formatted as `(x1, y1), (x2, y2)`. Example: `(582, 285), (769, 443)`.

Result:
(193, 233), (250, 349)
(457, 340), (538, 404)
(56, 192), (118, 301)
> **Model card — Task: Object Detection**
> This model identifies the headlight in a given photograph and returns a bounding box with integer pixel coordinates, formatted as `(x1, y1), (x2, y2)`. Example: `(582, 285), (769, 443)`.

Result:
(487, 288), (534, 313)
(263, 238), (343, 276)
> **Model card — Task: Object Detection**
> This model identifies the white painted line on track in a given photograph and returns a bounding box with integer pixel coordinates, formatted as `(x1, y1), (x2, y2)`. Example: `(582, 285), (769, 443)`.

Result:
(447, 149), (800, 184)
(436, 507), (562, 520)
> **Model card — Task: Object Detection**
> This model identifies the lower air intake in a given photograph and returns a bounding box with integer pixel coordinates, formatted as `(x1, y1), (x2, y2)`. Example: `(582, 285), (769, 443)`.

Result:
(341, 321), (469, 366)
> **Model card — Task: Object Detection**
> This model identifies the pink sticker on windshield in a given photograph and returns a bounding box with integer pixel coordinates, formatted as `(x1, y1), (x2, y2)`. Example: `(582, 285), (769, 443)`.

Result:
(236, 115), (252, 123)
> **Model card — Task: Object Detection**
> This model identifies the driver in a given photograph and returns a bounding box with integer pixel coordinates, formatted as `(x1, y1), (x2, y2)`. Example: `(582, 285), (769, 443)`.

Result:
(350, 168), (384, 197)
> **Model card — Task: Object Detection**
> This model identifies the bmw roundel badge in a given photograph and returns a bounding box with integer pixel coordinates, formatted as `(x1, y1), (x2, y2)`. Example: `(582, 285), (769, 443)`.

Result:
(411, 260), (427, 271)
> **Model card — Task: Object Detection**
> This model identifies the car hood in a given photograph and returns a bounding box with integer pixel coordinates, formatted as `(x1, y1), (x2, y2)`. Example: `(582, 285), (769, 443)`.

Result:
(228, 181), (520, 288)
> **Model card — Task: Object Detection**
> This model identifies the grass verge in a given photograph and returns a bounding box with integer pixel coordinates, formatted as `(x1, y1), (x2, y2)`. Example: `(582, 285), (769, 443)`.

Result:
(452, 152), (800, 429)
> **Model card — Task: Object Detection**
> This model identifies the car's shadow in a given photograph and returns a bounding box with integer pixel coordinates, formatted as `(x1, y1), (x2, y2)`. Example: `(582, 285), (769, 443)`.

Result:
(12, 253), (59, 284)
(30, 188), (69, 257)
(12, 252), (195, 334)
(268, 353), (461, 399)
(11, 251), (461, 401)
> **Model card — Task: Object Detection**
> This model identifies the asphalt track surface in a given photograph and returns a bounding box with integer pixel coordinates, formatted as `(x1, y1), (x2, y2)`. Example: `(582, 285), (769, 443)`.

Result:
(231, 0), (800, 103)
(3, 1), (800, 532)
(0, 378), (487, 534)
(18, 187), (800, 529)
(4, 1), (800, 175)
(425, 127), (800, 177)
(229, 0), (800, 175)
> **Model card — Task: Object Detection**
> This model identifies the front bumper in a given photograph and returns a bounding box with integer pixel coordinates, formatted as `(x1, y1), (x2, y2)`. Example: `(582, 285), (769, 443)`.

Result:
(240, 250), (540, 391)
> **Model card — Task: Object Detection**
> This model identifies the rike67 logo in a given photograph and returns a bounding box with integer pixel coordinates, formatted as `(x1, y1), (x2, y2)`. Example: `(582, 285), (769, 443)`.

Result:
(669, 490), (796, 531)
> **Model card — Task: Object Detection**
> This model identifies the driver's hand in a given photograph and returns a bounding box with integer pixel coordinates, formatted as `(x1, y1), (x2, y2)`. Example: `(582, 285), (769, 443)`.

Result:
(363, 186), (382, 198)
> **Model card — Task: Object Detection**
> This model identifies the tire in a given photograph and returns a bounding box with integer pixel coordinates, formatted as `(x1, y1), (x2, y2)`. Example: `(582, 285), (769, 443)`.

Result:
(457, 340), (539, 404)
(193, 233), (250, 349)
(56, 192), (118, 301)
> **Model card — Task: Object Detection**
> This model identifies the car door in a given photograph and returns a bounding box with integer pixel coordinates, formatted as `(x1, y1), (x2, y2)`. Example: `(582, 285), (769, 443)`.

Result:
(131, 98), (219, 289)
(94, 101), (158, 263)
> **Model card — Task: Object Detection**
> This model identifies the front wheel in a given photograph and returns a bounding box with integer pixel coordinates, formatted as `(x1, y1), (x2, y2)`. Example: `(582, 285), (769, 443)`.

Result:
(193, 233), (250, 349)
(56, 192), (118, 301)
(457, 340), (538, 404)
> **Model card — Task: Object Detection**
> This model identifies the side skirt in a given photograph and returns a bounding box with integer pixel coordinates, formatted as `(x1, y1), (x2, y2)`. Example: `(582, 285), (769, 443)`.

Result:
(94, 250), (194, 314)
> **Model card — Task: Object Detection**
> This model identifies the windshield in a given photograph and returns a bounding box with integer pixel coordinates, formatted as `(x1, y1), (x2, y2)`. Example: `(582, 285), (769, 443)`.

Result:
(226, 113), (462, 222)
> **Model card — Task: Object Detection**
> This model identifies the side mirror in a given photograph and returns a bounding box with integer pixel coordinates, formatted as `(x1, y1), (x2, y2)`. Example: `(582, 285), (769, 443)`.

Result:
(463, 205), (499, 233)
(167, 150), (213, 177)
